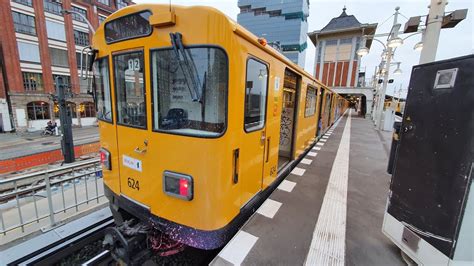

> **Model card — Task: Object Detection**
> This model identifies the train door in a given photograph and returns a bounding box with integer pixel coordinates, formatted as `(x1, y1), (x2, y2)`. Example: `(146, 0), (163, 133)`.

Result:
(324, 92), (332, 128)
(278, 69), (300, 170)
(240, 58), (269, 205)
(112, 50), (151, 206)
(316, 88), (325, 137)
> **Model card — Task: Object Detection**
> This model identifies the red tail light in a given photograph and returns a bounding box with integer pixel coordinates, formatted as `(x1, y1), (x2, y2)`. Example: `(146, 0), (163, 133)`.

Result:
(164, 171), (193, 201)
(99, 148), (111, 170)
(179, 178), (189, 197)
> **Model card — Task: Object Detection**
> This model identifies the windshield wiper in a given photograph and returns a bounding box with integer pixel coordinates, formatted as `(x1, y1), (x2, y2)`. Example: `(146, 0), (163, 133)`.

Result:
(169, 32), (202, 102)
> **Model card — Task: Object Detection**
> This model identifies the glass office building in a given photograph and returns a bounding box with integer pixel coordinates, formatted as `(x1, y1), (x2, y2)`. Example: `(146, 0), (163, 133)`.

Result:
(237, 0), (309, 67)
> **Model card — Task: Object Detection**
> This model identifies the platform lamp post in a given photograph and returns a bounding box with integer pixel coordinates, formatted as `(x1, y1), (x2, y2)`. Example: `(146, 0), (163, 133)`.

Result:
(55, 76), (75, 163)
(54, 4), (97, 163)
(357, 7), (425, 130)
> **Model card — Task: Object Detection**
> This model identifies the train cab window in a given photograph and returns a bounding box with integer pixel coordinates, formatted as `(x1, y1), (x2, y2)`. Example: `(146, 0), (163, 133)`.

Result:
(151, 47), (228, 137)
(93, 57), (112, 122)
(305, 85), (317, 117)
(244, 59), (268, 132)
(113, 51), (146, 128)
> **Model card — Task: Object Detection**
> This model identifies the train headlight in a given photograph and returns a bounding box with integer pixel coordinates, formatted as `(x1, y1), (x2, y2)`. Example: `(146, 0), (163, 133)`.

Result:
(99, 148), (111, 170)
(163, 171), (193, 201)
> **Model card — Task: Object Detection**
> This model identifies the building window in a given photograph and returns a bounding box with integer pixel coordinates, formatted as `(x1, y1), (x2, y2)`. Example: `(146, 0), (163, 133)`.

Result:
(17, 41), (41, 63)
(268, 10), (282, 17)
(27, 101), (50, 120)
(254, 8), (266, 16)
(79, 102), (95, 117)
(50, 48), (69, 67)
(244, 58), (268, 132)
(239, 5), (251, 13)
(97, 0), (110, 6)
(46, 20), (66, 41)
(43, 0), (62, 15)
(22, 72), (44, 91)
(305, 86), (317, 117)
(71, 6), (87, 22)
(79, 76), (90, 94)
(76, 52), (91, 70)
(13, 0), (33, 7)
(117, 0), (127, 9)
(74, 30), (90, 46)
(52, 74), (71, 90)
(340, 38), (352, 44)
(54, 101), (77, 118)
(317, 44), (322, 62)
(326, 39), (338, 46)
(12, 11), (36, 35)
(98, 15), (106, 24)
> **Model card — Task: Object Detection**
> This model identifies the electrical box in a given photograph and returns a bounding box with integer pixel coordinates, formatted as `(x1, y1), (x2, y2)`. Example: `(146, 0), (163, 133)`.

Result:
(382, 55), (474, 265)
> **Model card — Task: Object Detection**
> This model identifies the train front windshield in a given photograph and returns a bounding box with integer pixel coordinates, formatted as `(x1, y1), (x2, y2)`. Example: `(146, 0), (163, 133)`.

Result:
(150, 46), (228, 137)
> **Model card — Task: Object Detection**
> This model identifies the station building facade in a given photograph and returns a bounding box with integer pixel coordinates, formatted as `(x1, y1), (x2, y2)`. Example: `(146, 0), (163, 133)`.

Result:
(237, 0), (309, 67)
(0, 0), (131, 132)
(308, 8), (377, 88)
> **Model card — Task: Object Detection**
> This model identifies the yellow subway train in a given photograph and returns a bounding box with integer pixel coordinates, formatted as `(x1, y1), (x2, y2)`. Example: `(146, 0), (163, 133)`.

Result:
(90, 4), (348, 251)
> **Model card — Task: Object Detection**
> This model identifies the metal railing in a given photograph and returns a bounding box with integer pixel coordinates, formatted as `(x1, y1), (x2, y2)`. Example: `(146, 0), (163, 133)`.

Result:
(0, 158), (104, 236)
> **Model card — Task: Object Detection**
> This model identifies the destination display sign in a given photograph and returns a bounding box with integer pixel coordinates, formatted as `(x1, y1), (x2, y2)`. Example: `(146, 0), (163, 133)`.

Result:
(105, 11), (152, 44)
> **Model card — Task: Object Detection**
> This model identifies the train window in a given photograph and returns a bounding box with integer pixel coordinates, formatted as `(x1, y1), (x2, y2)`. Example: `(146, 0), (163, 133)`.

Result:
(305, 86), (317, 117)
(244, 58), (268, 132)
(93, 57), (112, 122)
(113, 51), (146, 128)
(151, 47), (228, 137)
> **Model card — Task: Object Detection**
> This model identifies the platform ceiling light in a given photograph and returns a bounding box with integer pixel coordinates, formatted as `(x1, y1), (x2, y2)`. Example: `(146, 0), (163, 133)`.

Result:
(414, 41), (423, 51)
(393, 63), (402, 75)
(387, 37), (403, 48)
(357, 47), (369, 57)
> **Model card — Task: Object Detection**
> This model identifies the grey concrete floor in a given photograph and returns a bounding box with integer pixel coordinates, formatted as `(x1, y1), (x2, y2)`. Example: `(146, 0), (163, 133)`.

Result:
(212, 112), (404, 265)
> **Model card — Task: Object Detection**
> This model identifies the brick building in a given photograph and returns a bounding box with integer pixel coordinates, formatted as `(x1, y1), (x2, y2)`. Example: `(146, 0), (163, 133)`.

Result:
(0, 0), (131, 132)
(308, 7), (377, 87)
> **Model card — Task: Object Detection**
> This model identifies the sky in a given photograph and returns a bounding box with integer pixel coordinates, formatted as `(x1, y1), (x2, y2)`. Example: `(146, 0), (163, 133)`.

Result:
(134, 0), (473, 97)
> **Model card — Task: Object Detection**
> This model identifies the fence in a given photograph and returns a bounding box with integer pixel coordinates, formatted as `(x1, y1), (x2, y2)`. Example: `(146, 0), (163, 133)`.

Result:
(0, 158), (105, 238)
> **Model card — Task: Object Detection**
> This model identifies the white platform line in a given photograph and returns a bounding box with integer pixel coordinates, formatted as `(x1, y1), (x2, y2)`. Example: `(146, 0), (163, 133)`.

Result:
(322, 136), (329, 139)
(305, 110), (351, 266)
(316, 142), (324, 146)
(301, 158), (312, 165)
(307, 152), (317, 157)
(313, 146), (321, 151)
(291, 167), (306, 176)
(256, 198), (282, 218)
(218, 230), (258, 265)
(278, 180), (296, 192)
(320, 139), (327, 142)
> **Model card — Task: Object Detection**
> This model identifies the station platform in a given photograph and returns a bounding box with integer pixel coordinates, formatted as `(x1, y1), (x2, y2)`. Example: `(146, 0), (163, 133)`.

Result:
(0, 127), (99, 175)
(211, 111), (404, 265)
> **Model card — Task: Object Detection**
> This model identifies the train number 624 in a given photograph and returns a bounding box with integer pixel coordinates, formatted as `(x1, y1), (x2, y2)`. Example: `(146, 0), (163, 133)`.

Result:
(127, 177), (140, 191)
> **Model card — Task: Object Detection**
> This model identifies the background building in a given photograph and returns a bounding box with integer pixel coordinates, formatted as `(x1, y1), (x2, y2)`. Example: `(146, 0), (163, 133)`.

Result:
(308, 7), (377, 87)
(0, 0), (131, 132)
(237, 0), (309, 67)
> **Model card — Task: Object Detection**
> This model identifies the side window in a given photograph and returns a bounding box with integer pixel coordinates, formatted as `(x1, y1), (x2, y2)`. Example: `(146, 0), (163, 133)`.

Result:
(113, 51), (146, 128)
(93, 57), (112, 122)
(305, 85), (317, 117)
(244, 58), (268, 132)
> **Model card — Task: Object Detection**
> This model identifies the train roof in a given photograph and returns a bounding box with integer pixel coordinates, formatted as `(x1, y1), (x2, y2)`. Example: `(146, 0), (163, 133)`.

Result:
(100, 4), (330, 92)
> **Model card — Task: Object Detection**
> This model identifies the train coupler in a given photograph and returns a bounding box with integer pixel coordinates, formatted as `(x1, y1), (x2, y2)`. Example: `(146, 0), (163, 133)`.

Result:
(103, 220), (151, 265)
